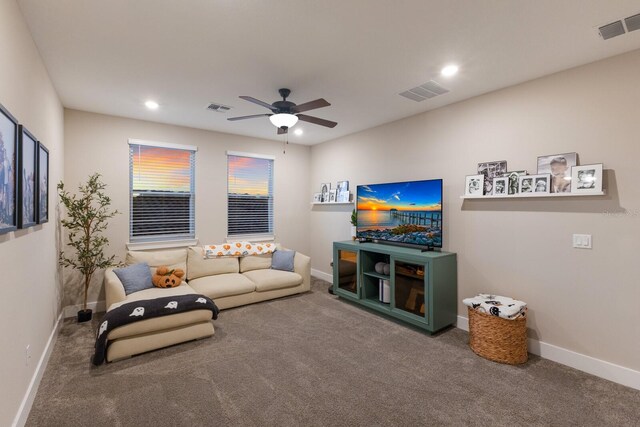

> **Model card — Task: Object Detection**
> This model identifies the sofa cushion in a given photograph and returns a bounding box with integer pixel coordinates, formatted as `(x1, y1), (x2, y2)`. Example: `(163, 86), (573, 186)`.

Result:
(271, 250), (296, 272)
(187, 247), (239, 280)
(108, 283), (196, 311)
(188, 273), (256, 299)
(126, 249), (187, 276)
(239, 254), (273, 273)
(113, 262), (154, 295)
(243, 269), (303, 292)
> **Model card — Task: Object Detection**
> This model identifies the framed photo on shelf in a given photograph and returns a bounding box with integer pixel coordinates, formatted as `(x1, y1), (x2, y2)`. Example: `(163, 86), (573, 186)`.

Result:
(492, 177), (508, 196)
(478, 160), (507, 195)
(18, 125), (37, 228)
(465, 174), (484, 196)
(320, 182), (331, 202)
(313, 192), (322, 203)
(337, 191), (350, 203)
(571, 164), (603, 194)
(0, 103), (18, 234)
(502, 170), (527, 195)
(532, 173), (551, 194)
(537, 152), (577, 193)
(336, 180), (349, 194)
(37, 143), (49, 224)
(328, 189), (337, 203)
(518, 175), (534, 194)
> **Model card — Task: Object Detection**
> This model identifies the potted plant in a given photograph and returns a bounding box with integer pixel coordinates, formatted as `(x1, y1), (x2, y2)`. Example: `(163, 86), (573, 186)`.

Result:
(350, 209), (357, 240)
(58, 173), (119, 323)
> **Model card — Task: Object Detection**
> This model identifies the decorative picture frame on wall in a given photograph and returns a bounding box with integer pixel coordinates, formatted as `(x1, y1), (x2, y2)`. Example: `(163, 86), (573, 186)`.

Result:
(502, 170), (527, 195)
(571, 164), (603, 194)
(320, 182), (331, 202)
(477, 160), (507, 195)
(492, 177), (509, 196)
(18, 125), (37, 228)
(537, 152), (577, 193)
(0, 103), (19, 234)
(336, 180), (349, 194)
(313, 192), (322, 203)
(328, 189), (337, 203)
(37, 143), (49, 224)
(465, 174), (484, 196)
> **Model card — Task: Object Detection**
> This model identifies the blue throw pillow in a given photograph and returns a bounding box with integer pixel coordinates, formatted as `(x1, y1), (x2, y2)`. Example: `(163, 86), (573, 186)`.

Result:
(113, 262), (154, 295)
(271, 250), (296, 272)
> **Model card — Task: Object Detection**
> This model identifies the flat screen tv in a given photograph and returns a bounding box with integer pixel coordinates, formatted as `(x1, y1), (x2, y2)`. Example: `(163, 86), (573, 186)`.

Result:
(356, 179), (443, 249)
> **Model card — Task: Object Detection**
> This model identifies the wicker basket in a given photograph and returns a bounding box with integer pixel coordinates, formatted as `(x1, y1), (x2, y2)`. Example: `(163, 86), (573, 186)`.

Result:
(468, 307), (528, 365)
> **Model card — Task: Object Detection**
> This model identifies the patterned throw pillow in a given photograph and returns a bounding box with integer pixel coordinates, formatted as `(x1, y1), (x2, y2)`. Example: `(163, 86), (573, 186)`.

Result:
(203, 242), (276, 259)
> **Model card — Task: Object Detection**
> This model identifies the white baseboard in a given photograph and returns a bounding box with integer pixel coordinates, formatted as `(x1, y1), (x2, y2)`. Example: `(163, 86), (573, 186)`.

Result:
(456, 315), (640, 391)
(12, 312), (63, 427)
(63, 300), (106, 318)
(311, 268), (333, 283)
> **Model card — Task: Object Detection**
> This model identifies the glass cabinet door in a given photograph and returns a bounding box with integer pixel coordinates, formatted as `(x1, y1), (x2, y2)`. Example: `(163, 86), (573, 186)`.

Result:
(336, 249), (358, 295)
(393, 260), (427, 319)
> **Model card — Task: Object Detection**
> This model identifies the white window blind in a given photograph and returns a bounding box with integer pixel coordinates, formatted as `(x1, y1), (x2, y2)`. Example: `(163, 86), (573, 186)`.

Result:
(129, 141), (196, 243)
(227, 153), (274, 237)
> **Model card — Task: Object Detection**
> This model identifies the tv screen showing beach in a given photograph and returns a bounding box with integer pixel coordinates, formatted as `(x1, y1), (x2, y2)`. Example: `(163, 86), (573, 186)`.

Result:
(356, 179), (442, 248)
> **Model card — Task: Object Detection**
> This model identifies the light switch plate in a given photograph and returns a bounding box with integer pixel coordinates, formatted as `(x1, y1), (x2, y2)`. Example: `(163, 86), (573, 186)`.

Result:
(573, 234), (592, 249)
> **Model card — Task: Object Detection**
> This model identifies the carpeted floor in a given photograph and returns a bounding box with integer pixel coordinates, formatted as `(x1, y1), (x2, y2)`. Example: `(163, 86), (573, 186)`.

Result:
(27, 278), (640, 426)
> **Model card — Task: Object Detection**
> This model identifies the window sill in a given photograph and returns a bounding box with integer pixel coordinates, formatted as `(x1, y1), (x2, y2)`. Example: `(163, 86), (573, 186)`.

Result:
(225, 235), (275, 243)
(126, 238), (200, 251)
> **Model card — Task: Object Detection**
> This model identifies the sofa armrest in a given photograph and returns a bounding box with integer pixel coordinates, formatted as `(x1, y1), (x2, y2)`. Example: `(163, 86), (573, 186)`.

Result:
(293, 252), (311, 292)
(104, 268), (126, 310)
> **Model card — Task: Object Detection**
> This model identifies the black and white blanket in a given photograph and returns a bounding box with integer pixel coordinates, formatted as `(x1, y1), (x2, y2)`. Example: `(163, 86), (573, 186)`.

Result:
(93, 294), (219, 365)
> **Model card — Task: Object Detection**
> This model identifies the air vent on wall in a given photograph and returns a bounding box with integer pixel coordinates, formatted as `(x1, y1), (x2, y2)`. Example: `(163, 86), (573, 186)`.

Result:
(206, 102), (231, 112)
(599, 21), (625, 40)
(625, 13), (640, 32)
(399, 80), (450, 102)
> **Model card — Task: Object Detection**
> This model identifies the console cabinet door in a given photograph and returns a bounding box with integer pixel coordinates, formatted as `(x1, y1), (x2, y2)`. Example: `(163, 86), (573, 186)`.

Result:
(333, 247), (360, 298)
(392, 259), (429, 324)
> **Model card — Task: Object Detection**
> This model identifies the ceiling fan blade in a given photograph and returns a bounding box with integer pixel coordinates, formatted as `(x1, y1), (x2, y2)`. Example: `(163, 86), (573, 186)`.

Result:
(227, 114), (272, 121)
(297, 114), (337, 128)
(277, 127), (288, 135)
(239, 96), (277, 111)
(292, 98), (330, 114)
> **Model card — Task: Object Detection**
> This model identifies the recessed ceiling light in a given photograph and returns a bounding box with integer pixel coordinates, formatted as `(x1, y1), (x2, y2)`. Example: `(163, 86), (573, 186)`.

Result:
(441, 65), (459, 77)
(294, 128), (303, 136)
(145, 100), (159, 110)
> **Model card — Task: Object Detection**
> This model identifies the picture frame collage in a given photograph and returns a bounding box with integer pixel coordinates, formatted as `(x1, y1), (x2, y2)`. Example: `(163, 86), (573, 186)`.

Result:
(314, 180), (351, 203)
(465, 153), (603, 197)
(0, 102), (49, 235)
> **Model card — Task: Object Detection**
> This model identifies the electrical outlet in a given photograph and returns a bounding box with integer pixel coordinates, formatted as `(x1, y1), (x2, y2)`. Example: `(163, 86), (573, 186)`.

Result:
(25, 345), (31, 366)
(573, 234), (592, 249)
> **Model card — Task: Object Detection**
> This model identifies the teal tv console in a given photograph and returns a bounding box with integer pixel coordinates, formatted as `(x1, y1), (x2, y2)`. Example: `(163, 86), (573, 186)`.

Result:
(332, 241), (457, 333)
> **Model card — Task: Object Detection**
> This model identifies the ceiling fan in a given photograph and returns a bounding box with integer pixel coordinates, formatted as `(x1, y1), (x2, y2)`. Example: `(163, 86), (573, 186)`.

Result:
(227, 88), (337, 134)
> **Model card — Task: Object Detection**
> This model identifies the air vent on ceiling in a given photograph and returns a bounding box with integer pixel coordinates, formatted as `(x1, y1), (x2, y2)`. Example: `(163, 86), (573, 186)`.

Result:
(598, 20), (625, 40)
(625, 13), (640, 32)
(399, 80), (450, 102)
(206, 102), (231, 112)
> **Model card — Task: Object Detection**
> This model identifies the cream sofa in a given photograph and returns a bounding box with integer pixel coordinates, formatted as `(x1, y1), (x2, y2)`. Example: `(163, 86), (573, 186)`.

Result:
(103, 246), (311, 362)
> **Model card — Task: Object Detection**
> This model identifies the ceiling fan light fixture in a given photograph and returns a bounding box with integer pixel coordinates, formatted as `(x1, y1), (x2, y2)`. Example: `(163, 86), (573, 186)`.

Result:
(269, 113), (298, 129)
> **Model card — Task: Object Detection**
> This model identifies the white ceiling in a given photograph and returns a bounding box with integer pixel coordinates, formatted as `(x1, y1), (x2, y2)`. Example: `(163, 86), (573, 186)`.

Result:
(17, 0), (640, 145)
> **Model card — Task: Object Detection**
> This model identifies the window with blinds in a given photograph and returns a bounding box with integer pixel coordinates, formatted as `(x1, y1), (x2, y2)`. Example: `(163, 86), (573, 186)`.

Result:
(227, 153), (274, 237)
(129, 141), (196, 243)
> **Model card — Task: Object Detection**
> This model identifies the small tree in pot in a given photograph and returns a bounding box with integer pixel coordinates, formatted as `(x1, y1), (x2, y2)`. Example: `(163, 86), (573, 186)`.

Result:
(58, 173), (119, 323)
(350, 209), (357, 240)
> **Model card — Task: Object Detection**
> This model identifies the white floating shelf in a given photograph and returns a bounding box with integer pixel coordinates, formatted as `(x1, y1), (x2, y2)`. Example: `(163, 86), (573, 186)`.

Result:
(311, 202), (354, 205)
(460, 191), (605, 200)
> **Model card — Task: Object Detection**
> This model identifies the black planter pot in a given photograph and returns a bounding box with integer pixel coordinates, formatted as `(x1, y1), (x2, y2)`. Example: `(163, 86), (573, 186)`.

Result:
(77, 309), (93, 323)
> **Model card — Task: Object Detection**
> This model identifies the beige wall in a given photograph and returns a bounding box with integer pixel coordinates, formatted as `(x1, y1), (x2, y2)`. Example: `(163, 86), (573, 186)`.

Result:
(63, 109), (311, 306)
(310, 49), (640, 371)
(0, 0), (64, 425)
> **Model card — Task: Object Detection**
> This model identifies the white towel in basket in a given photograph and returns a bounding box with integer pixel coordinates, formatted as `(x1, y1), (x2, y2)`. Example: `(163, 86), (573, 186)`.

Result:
(463, 294), (527, 320)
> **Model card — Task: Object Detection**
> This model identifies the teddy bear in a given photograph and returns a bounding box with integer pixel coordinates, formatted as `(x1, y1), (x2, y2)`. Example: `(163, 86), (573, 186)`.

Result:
(152, 266), (185, 288)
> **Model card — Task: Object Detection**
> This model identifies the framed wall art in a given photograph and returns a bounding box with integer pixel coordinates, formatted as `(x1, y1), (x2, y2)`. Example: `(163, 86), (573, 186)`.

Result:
(0, 103), (18, 234)
(478, 160), (507, 195)
(37, 143), (49, 224)
(18, 125), (37, 228)
(571, 164), (603, 194)
(537, 152), (577, 193)
(465, 174), (484, 196)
